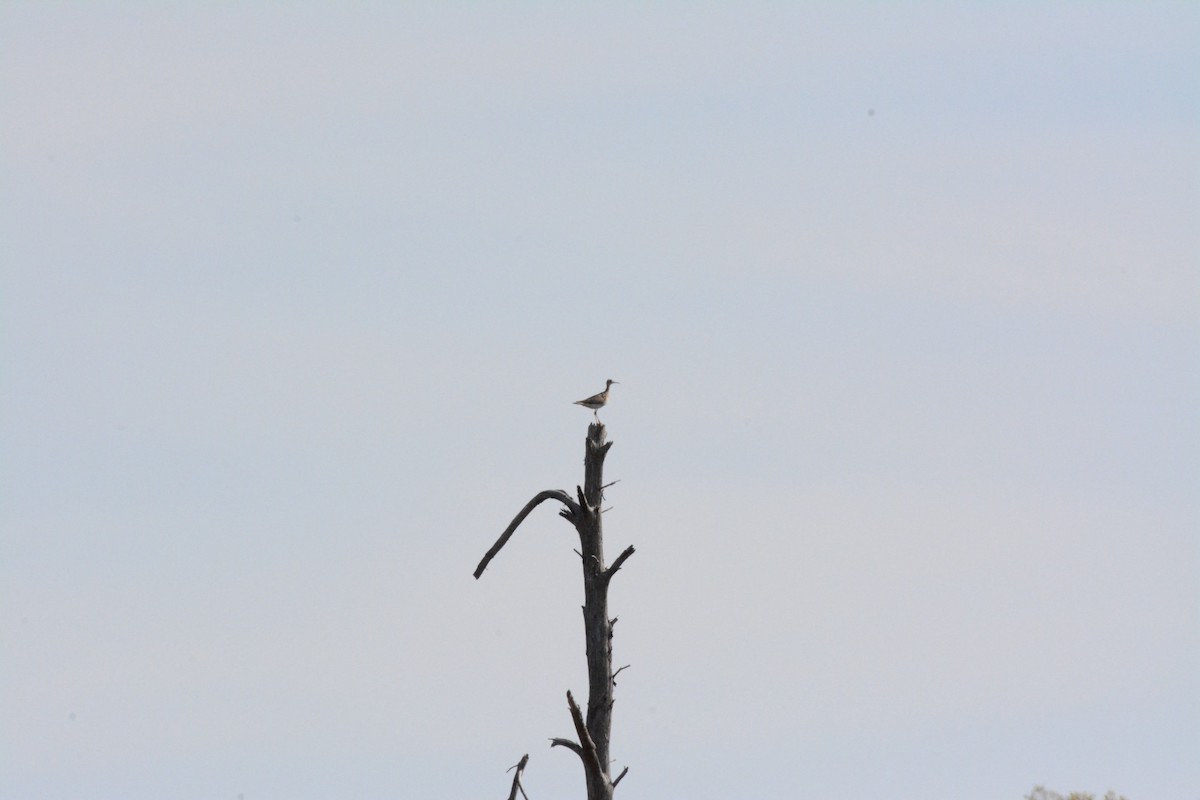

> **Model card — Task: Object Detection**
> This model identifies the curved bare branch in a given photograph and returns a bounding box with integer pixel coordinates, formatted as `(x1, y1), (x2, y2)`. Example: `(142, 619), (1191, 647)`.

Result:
(549, 737), (583, 757)
(474, 490), (580, 579)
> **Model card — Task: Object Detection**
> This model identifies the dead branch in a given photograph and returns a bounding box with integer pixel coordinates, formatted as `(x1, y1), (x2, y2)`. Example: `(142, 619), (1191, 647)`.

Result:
(549, 737), (583, 757)
(474, 489), (580, 579)
(603, 545), (636, 581)
(555, 690), (604, 780)
(612, 766), (629, 788)
(506, 754), (530, 800)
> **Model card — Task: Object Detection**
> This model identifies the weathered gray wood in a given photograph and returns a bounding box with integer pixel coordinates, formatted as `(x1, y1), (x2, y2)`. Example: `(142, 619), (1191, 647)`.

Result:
(578, 422), (616, 794)
(473, 489), (580, 579)
(476, 421), (634, 800)
(505, 754), (529, 800)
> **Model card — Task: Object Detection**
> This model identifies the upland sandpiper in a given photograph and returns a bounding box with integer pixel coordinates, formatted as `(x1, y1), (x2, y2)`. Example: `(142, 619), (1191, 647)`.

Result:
(574, 379), (618, 420)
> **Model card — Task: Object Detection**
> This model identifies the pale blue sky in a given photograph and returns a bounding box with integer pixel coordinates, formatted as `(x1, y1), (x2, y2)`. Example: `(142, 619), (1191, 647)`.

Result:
(2, 4), (1197, 799)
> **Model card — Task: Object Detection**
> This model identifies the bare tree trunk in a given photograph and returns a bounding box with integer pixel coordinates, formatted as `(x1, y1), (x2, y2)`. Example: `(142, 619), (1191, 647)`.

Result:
(475, 421), (634, 800)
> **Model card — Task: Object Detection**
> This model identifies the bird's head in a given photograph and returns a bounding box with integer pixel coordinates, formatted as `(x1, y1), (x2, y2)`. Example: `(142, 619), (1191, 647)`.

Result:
(606, 379), (619, 387)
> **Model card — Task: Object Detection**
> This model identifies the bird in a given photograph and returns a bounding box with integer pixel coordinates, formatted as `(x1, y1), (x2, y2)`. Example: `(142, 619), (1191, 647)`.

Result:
(574, 379), (618, 420)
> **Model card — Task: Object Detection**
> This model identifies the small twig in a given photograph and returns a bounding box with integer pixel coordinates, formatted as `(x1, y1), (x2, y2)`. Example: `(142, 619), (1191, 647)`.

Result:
(612, 765), (630, 788)
(598, 478), (620, 503)
(474, 489), (580, 579)
(506, 754), (530, 800)
(612, 664), (630, 684)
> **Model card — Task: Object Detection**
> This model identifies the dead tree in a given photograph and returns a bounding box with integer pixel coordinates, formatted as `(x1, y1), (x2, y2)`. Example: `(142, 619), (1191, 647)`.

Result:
(474, 421), (634, 800)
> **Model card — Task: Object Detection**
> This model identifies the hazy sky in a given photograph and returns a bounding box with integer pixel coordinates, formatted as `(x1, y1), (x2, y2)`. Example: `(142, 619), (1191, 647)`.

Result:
(2, 4), (1197, 799)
